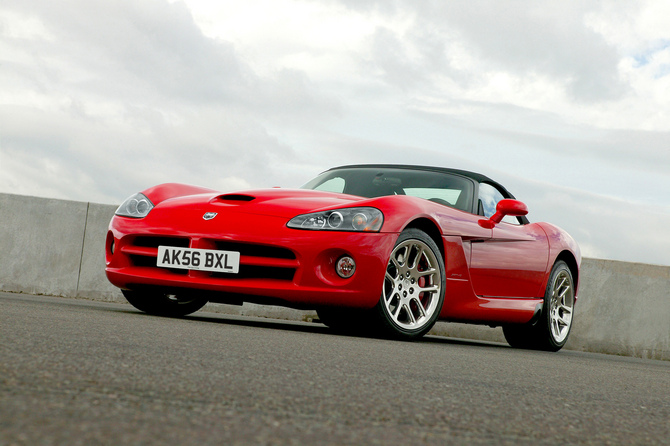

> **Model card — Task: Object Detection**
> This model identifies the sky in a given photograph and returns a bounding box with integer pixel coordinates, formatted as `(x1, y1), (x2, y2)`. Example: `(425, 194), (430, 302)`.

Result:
(1, 0), (669, 266)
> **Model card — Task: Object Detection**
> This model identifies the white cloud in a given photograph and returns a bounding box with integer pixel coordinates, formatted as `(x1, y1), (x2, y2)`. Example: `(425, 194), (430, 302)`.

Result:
(0, 0), (340, 201)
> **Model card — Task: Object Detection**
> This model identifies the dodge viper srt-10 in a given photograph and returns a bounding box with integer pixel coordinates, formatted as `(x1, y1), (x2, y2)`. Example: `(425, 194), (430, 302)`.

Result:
(106, 165), (580, 351)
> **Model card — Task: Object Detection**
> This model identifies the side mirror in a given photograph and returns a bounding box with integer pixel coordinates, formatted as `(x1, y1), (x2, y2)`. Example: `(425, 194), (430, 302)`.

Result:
(478, 199), (528, 229)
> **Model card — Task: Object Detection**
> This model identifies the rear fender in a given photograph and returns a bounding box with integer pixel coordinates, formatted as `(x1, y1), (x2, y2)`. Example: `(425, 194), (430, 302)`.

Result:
(536, 222), (582, 297)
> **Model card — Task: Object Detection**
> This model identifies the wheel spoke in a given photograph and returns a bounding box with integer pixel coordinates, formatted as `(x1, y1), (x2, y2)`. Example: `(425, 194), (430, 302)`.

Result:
(417, 268), (436, 278)
(411, 297), (427, 320)
(399, 246), (410, 266)
(419, 284), (439, 293)
(557, 306), (572, 325)
(410, 247), (424, 270)
(404, 304), (417, 324)
(552, 318), (562, 335)
(559, 303), (572, 315)
(557, 277), (568, 290)
(386, 291), (398, 305)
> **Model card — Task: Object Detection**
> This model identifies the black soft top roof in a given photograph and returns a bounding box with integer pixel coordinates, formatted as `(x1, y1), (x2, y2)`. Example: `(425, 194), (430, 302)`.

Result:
(326, 164), (517, 199)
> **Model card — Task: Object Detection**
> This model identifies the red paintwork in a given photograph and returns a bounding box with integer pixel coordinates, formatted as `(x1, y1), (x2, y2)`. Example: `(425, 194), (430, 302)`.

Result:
(106, 184), (580, 326)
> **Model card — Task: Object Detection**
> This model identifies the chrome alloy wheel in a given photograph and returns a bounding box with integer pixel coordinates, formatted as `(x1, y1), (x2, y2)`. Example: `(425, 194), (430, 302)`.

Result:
(382, 238), (442, 331)
(548, 269), (574, 343)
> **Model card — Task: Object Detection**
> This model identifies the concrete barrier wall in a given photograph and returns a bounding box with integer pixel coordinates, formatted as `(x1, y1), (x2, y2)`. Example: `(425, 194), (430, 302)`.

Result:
(0, 194), (118, 300)
(568, 259), (669, 360)
(432, 259), (670, 360)
(1, 192), (668, 360)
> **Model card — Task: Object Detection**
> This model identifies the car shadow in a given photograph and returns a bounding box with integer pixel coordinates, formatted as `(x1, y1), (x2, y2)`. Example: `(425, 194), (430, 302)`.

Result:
(120, 306), (512, 350)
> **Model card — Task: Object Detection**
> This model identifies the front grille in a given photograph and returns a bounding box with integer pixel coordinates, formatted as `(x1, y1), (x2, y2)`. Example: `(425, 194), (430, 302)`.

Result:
(212, 241), (296, 260)
(134, 236), (189, 249)
(125, 236), (297, 281)
(130, 254), (189, 275)
(211, 265), (295, 281)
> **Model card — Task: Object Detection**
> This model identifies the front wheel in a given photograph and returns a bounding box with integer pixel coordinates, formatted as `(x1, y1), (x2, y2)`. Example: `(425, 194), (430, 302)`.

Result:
(316, 307), (370, 335)
(122, 289), (208, 317)
(372, 229), (446, 340)
(503, 260), (575, 351)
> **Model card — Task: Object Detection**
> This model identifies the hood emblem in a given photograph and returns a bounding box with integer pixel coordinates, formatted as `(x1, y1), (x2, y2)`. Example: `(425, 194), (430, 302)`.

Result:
(203, 212), (218, 220)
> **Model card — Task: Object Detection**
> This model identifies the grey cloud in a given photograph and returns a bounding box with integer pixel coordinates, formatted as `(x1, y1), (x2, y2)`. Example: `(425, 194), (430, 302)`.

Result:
(432, 2), (624, 101)
(5, 0), (250, 104)
(363, 27), (426, 89)
(406, 97), (670, 183)
(476, 115), (670, 178)
(0, 103), (297, 203)
(509, 178), (670, 266)
(0, 0), (341, 202)
(3, 0), (340, 114)
(331, 0), (626, 101)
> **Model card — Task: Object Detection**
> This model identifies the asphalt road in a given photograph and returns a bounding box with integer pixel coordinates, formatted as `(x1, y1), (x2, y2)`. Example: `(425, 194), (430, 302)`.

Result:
(1, 292), (668, 445)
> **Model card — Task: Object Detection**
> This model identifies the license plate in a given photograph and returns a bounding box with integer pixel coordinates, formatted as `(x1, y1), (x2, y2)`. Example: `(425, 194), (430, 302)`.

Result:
(157, 246), (240, 274)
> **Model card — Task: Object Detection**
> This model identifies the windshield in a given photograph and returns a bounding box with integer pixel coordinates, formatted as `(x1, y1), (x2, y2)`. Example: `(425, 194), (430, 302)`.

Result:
(301, 167), (475, 212)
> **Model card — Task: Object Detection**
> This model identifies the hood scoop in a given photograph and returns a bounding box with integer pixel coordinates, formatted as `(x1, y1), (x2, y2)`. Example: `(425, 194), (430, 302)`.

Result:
(214, 194), (256, 203)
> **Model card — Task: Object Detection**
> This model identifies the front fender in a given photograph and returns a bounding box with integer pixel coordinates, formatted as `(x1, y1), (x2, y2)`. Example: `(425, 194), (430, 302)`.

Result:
(142, 183), (217, 206)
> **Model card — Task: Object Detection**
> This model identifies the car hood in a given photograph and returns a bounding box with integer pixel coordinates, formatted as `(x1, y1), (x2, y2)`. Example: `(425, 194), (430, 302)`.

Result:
(152, 188), (366, 219)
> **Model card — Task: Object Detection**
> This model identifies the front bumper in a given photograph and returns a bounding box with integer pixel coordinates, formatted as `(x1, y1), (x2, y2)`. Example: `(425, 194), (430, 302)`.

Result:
(105, 213), (397, 309)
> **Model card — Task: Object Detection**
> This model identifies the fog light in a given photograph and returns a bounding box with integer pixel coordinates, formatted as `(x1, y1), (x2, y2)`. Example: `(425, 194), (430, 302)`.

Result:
(336, 256), (356, 278)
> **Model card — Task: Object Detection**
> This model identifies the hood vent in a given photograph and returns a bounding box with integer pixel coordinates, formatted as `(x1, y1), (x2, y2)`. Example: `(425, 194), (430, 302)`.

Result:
(216, 194), (256, 202)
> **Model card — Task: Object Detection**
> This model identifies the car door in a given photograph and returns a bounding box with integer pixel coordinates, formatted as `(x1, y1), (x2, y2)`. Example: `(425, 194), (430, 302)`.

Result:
(468, 183), (550, 298)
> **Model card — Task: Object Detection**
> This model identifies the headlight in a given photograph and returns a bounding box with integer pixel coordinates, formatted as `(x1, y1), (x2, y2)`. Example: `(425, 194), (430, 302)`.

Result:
(288, 207), (383, 232)
(115, 193), (154, 218)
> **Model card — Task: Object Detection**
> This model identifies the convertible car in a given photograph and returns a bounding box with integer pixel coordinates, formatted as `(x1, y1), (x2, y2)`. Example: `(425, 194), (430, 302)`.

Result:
(106, 164), (580, 351)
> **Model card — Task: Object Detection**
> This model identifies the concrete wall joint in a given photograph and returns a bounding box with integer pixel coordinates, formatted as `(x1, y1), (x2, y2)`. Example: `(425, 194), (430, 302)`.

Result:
(75, 202), (91, 296)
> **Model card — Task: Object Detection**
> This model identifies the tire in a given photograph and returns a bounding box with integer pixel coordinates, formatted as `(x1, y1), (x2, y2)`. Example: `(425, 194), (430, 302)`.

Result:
(372, 228), (446, 340)
(316, 307), (369, 334)
(503, 261), (576, 351)
(122, 289), (208, 317)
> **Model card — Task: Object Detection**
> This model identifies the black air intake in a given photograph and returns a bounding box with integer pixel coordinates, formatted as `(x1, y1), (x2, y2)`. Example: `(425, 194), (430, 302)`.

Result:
(215, 194), (255, 202)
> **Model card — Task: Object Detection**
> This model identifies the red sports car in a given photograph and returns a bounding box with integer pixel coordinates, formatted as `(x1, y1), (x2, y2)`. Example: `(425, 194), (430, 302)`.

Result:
(106, 165), (580, 351)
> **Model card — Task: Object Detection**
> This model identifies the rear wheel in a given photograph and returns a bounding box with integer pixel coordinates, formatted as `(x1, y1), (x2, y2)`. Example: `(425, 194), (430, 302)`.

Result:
(503, 260), (575, 351)
(373, 229), (446, 340)
(122, 289), (208, 317)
